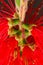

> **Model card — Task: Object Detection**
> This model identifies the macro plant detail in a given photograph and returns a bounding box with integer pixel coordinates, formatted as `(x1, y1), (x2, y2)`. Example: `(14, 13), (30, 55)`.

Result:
(0, 0), (43, 65)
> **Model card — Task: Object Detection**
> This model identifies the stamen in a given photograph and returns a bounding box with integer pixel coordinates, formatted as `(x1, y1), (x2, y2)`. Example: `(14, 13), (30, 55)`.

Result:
(13, 49), (18, 60)
(8, 0), (15, 12)
(2, 1), (14, 14)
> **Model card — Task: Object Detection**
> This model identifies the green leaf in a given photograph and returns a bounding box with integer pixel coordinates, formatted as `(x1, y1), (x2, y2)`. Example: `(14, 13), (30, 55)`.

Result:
(14, 29), (19, 34)
(13, 19), (19, 26)
(22, 24), (29, 30)
(22, 39), (26, 44)
(18, 38), (26, 46)
(16, 0), (20, 7)
(16, 30), (21, 35)
(25, 30), (29, 38)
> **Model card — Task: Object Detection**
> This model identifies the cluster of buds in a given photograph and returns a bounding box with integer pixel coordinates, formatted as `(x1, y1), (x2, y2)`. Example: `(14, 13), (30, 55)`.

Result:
(8, 0), (36, 52)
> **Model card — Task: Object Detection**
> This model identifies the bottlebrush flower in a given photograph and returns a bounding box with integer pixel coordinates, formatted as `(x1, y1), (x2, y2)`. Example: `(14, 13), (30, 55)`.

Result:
(0, 0), (43, 65)
(32, 26), (43, 52)
(24, 0), (43, 25)
(32, 47), (43, 65)
(22, 46), (33, 60)
(22, 46), (33, 65)
(0, 18), (8, 40)
(0, 0), (15, 18)
(0, 37), (18, 65)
